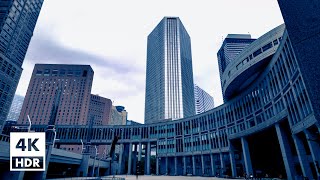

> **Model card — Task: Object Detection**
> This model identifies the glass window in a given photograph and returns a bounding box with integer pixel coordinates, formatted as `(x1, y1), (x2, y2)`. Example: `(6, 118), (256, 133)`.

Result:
(59, 69), (66, 76)
(52, 69), (58, 76)
(262, 42), (273, 51)
(43, 69), (50, 76)
(253, 49), (262, 57)
(67, 71), (73, 77)
(36, 70), (42, 76)
(82, 70), (87, 77)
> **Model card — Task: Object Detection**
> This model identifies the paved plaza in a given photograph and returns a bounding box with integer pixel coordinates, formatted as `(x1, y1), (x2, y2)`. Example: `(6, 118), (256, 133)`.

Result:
(112, 175), (235, 180)
(48, 175), (236, 180)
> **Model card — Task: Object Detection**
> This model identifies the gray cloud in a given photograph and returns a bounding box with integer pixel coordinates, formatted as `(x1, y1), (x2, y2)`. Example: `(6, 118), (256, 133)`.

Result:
(21, 31), (146, 105)
(26, 33), (144, 75)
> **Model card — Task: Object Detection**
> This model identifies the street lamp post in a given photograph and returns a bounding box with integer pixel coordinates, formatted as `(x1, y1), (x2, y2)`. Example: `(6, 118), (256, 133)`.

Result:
(80, 139), (86, 154)
(27, 115), (32, 132)
(97, 148), (106, 177)
(92, 145), (98, 177)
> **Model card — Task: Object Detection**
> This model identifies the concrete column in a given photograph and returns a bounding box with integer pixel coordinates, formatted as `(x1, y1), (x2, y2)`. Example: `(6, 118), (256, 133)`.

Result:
(292, 134), (313, 179)
(166, 157), (169, 175)
(138, 142), (142, 161)
(147, 142), (151, 175)
(77, 153), (90, 177)
(183, 156), (187, 175)
(133, 144), (137, 174)
(42, 144), (53, 179)
(275, 123), (295, 180)
(192, 155), (196, 175)
(241, 137), (252, 176)
(127, 143), (132, 175)
(201, 154), (205, 176)
(229, 151), (237, 177)
(77, 144), (91, 177)
(175, 156), (178, 175)
(210, 153), (216, 176)
(229, 144), (237, 177)
(305, 130), (320, 177)
(118, 144), (123, 174)
(96, 163), (100, 177)
(219, 153), (226, 176)
(156, 157), (159, 175)
(92, 156), (96, 177)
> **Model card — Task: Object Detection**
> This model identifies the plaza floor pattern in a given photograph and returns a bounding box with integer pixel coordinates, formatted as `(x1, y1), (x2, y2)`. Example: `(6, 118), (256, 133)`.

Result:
(103, 175), (235, 180)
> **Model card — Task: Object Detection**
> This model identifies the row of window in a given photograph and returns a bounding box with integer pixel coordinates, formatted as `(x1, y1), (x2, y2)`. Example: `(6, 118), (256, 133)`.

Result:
(0, 57), (17, 79)
(36, 69), (88, 77)
(228, 37), (282, 79)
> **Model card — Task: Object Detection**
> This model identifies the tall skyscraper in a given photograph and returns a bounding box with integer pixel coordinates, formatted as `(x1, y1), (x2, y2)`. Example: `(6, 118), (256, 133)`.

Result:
(217, 34), (256, 100)
(194, 84), (214, 114)
(0, 0), (44, 130)
(6, 94), (24, 121)
(145, 17), (195, 124)
(18, 64), (94, 125)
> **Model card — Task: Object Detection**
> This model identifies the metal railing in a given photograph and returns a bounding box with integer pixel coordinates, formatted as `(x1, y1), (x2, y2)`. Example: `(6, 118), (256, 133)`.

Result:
(0, 134), (10, 142)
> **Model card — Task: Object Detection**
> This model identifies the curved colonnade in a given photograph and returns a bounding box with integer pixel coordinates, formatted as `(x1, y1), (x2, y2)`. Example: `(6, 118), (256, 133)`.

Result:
(28, 25), (320, 179)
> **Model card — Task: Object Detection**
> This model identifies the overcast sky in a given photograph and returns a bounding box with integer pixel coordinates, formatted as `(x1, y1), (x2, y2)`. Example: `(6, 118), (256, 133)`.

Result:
(16, 0), (284, 123)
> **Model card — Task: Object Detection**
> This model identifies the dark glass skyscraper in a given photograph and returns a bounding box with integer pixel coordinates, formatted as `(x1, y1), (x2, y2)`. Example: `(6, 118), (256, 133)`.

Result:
(145, 17), (195, 124)
(6, 94), (24, 121)
(194, 84), (214, 114)
(0, 0), (44, 131)
(217, 34), (255, 100)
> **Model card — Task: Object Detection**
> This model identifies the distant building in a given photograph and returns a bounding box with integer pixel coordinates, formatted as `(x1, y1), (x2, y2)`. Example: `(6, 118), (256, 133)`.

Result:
(88, 99), (127, 158)
(0, 0), (44, 131)
(102, 105), (127, 159)
(88, 94), (112, 125)
(17, 64), (94, 125)
(194, 85), (214, 114)
(6, 94), (24, 121)
(145, 17), (195, 124)
(109, 106), (127, 125)
(5, 120), (17, 126)
(217, 34), (256, 100)
(127, 120), (142, 126)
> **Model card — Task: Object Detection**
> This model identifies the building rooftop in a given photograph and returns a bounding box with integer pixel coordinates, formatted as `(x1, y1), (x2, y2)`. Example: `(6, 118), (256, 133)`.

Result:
(226, 34), (252, 39)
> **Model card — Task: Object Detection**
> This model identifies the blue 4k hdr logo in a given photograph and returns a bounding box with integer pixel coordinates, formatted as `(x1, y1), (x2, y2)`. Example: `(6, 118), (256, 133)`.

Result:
(10, 132), (46, 171)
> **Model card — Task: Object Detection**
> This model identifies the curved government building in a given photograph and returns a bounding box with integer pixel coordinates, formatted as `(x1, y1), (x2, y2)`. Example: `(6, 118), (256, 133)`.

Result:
(23, 22), (320, 180)
(4, 1), (320, 180)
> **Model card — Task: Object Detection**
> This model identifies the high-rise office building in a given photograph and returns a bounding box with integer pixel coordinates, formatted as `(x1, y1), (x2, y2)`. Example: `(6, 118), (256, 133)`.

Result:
(88, 94), (112, 126)
(194, 84), (214, 114)
(0, 0), (44, 130)
(18, 64), (94, 125)
(144, 17), (195, 124)
(6, 94), (24, 121)
(217, 34), (256, 100)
